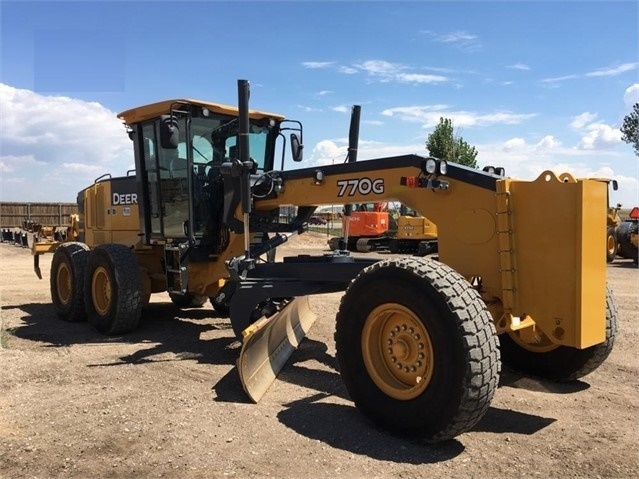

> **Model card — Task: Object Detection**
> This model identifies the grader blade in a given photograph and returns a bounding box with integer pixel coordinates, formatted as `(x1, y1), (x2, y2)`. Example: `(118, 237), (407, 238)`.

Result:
(238, 296), (316, 403)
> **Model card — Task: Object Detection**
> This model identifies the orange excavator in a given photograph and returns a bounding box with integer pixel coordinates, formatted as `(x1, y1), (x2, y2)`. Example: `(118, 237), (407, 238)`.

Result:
(328, 202), (396, 252)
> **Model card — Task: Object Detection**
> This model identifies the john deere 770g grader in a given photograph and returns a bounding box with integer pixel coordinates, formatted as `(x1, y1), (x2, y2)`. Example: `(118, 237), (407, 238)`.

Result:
(33, 80), (617, 443)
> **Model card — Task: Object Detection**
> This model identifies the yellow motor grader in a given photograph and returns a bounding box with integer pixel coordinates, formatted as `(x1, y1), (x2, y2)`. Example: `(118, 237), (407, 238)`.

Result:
(32, 80), (617, 443)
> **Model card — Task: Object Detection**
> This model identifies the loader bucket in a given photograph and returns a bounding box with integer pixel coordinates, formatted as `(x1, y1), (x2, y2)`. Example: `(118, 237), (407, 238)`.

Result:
(238, 296), (317, 402)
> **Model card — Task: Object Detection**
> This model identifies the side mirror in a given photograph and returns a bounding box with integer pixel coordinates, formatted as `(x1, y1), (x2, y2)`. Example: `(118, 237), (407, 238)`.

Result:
(612, 180), (618, 191)
(290, 133), (303, 162)
(159, 115), (179, 149)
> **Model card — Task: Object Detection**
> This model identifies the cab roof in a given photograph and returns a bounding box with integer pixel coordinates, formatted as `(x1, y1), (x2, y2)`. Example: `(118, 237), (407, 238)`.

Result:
(117, 98), (285, 125)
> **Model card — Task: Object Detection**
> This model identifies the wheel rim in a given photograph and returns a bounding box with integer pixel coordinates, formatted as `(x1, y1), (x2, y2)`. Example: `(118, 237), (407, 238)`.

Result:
(508, 329), (559, 353)
(91, 266), (112, 316)
(361, 303), (434, 400)
(607, 235), (616, 255)
(56, 262), (71, 305)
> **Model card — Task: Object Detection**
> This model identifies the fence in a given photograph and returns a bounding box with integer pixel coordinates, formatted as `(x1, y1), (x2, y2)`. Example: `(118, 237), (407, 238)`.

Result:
(0, 202), (78, 228)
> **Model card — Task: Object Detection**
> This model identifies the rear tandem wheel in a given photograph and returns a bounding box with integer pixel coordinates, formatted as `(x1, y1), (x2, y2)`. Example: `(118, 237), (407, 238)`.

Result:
(499, 285), (618, 381)
(50, 242), (90, 322)
(335, 257), (501, 442)
(84, 244), (144, 335)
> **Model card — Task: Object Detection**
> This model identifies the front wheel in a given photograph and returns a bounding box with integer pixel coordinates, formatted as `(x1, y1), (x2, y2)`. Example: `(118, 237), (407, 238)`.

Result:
(499, 286), (618, 381)
(84, 244), (144, 335)
(335, 257), (501, 442)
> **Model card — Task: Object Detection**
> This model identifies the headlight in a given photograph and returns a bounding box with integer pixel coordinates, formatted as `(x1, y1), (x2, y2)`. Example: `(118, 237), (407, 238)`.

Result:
(425, 158), (437, 174)
(439, 160), (448, 175)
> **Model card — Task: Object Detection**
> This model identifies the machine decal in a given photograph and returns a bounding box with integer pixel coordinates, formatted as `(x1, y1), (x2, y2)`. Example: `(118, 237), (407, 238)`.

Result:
(337, 177), (384, 197)
(110, 176), (139, 206)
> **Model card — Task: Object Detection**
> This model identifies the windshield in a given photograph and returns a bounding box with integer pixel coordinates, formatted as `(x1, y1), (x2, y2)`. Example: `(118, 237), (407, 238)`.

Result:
(177, 115), (273, 171)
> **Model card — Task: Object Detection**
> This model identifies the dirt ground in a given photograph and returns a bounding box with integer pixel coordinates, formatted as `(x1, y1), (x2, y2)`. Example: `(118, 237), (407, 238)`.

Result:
(1, 232), (638, 479)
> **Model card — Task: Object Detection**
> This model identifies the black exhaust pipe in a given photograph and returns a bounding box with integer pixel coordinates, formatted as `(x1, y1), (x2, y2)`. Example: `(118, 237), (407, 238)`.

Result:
(237, 79), (252, 258)
(342, 105), (361, 247)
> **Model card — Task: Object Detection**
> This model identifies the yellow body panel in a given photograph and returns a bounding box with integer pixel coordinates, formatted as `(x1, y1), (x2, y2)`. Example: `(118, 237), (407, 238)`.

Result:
(82, 180), (141, 248)
(508, 172), (606, 348)
(254, 162), (608, 349)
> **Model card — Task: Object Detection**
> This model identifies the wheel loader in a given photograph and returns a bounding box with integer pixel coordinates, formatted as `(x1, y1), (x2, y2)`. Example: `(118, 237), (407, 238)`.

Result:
(388, 205), (438, 256)
(616, 206), (638, 265)
(31, 79), (618, 443)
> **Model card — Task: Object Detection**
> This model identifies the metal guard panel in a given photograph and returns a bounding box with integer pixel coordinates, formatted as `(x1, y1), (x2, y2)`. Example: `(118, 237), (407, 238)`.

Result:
(509, 172), (607, 348)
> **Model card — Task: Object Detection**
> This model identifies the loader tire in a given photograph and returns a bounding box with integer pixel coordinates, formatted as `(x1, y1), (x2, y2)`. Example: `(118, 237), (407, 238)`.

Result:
(84, 244), (143, 335)
(50, 242), (90, 322)
(616, 221), (638, 263)
(499, 286), (618, 381)
(606, 226), (618, 263)
(169, 293), (207, 309)
(335, 257), (501, 442)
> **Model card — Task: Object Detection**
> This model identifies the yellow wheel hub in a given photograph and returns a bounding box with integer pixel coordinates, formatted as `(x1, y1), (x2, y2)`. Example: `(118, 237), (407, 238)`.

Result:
(607, 235), (616, 255)
(56, 263), (71, 305)
(361, 303), (434, 400)
(91, 266), (112, 316)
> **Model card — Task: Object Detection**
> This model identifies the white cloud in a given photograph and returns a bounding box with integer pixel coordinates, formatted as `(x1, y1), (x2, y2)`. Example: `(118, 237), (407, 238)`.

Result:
(381, 105), (536, 128)
(363, 120), (383, 126)
(315, 59), (452, 85)
(624, 84), (639, 107)
(570, 112), (598, 130)
(503, 137), (526, 151)
(585, 62), (638, 77)
(535, 135), (561, 150)
(337, 66), (358, 74)
(569, 112), (622, 150)
(301, 61), (334, 69)
(396, 73), (447, 84)
(577, 123), (622, 150)
(316, 90), (333, 97)
(541, 62), (637, 86)
(0, 83), (132, 201)
(507, 63), (531, 71)
(331, 105), (350, 114)
(424, 30), (482, 52)
(542, 74), (578, 83)
(0, 154), (45, 173)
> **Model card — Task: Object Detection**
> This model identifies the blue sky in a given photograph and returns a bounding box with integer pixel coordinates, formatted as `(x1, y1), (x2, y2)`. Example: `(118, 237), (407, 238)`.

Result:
(1, 0), (638, 206)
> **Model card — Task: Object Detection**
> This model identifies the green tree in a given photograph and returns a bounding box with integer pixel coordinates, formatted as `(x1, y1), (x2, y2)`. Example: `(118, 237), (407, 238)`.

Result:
(425, 117), (478, 168)
(620, 103), (639, 156)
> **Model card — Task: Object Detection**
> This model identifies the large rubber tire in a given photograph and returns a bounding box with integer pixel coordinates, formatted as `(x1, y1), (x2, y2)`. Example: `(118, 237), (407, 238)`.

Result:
(84, 244), (144, 335)
(335, 257), (501, 442)
(50, 242), (90, 322)
(500, 286), (618, 381)
(606, 226), (618, 263)
(169, 293), (207, 309)
(617, 221), (638, 264)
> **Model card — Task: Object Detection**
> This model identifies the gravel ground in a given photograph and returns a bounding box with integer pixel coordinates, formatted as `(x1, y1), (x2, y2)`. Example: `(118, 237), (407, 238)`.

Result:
(1, 232), (638, 479)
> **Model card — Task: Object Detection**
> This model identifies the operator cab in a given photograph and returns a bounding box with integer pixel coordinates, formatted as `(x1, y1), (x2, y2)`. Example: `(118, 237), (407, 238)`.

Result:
(119, 99), (303, 261)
